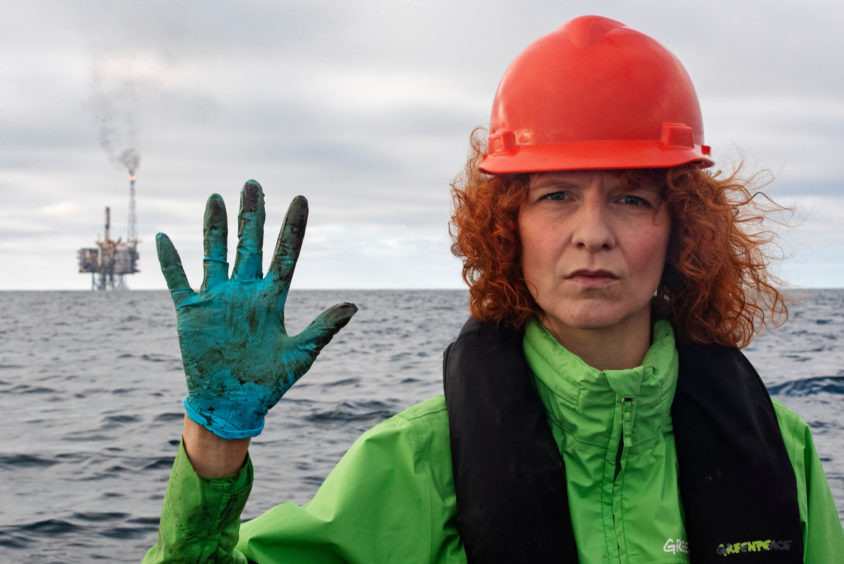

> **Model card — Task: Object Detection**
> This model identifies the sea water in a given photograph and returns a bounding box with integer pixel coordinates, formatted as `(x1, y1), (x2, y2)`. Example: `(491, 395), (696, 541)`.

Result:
(0, 289), (841, 562)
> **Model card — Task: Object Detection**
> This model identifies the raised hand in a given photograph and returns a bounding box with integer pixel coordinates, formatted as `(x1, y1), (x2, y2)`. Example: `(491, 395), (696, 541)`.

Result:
(156, 180), (357, 439)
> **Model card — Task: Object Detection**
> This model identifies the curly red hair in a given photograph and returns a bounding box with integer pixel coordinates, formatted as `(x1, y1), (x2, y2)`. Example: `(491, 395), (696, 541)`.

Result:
(450, 129), (788, 348)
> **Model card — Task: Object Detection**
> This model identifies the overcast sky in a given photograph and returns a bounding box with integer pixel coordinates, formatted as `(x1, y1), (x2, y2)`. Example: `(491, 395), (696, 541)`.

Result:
(2, 0), (843, 291)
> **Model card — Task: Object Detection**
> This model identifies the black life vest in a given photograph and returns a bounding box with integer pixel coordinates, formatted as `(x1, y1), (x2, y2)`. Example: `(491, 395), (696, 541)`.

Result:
(443, 317), (803, 563)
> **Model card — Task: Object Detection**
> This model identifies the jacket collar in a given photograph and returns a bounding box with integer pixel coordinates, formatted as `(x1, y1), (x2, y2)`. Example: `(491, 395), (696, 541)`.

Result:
(523, 318), (678, 448)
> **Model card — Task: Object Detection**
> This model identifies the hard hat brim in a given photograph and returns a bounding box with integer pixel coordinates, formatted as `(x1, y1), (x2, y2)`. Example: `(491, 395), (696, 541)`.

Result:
(480, 139), (713, 174)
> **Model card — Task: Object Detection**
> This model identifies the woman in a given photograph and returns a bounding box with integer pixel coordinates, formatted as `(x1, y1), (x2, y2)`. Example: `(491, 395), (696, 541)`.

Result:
(145, 16), (842, 563)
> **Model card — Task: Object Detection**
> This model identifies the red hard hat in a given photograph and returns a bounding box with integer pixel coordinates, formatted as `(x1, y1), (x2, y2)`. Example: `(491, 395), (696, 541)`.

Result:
(480, 15), (713, 174)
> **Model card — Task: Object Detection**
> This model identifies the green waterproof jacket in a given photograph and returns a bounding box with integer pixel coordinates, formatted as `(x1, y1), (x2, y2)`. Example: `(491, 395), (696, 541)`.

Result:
(144, 320), (844, 563)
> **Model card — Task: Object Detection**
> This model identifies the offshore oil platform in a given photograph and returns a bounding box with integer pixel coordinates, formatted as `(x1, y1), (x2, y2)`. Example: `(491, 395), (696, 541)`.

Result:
(77, 171), (140, 290)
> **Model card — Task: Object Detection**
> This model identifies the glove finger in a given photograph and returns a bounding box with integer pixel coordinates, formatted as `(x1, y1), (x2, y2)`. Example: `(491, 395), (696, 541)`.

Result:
(288, 302), (358, 364)
(232, 180), (265, 281)
(201, 193), (229, 292)
(156, 233), (195, 307)
(268, 195), (308, 296)
(280, 303), (357, 389)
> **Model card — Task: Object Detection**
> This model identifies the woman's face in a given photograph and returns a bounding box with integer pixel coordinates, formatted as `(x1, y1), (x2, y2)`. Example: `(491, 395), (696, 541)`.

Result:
(518, 170), (671, 345)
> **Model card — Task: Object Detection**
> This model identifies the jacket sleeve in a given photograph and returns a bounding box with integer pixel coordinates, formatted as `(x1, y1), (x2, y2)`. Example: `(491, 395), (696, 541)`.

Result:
(773, 399), (844, 563)
(142, 441), (253, 563)
(143, 396), (462, 563)
(236, 396), (464, 563)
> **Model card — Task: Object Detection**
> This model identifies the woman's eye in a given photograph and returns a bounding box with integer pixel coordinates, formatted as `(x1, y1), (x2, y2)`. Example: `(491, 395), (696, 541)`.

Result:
(619, 195), (649, 207)
(541, 191), (569, 201)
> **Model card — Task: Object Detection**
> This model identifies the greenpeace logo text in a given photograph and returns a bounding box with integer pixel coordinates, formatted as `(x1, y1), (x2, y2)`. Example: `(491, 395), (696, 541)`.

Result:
(716, 539), (792, 557)
(663, 538), (689, 555)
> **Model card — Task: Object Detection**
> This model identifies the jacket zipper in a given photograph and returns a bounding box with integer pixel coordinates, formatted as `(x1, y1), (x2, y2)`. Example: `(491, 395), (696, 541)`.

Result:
(612, 397), (635, 562)
(615, 397), (634, 475)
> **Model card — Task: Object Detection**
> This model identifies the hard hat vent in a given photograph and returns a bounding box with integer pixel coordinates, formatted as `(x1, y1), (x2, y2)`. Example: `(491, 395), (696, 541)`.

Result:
(661, 123), (694, 148)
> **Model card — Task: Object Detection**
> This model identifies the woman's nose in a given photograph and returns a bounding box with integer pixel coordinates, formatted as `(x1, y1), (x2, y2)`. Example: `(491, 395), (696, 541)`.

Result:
(571, 202), (615, 251)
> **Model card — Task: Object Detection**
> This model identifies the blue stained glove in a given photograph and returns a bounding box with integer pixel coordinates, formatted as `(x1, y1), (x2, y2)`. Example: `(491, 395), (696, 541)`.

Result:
(156, 180), (357, 439)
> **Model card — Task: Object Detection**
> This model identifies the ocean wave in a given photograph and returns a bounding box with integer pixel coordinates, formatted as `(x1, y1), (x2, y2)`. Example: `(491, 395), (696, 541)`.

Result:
(0, 454), (56, 469)
(767, 375), (844, 397)
(306, 400), (396, 423)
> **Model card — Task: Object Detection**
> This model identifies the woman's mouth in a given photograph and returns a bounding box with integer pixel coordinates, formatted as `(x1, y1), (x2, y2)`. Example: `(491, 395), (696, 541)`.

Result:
(566, 269), (618, 287)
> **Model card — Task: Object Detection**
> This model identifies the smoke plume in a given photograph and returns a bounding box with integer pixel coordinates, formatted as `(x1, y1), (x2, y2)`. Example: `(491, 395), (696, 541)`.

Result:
(89, 55), (142, 176)
(119, 148), (141, 175)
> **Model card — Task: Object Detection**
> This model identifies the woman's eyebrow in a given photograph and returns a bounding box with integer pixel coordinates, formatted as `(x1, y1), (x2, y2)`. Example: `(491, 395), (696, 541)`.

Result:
(530, 179), (580, 190)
